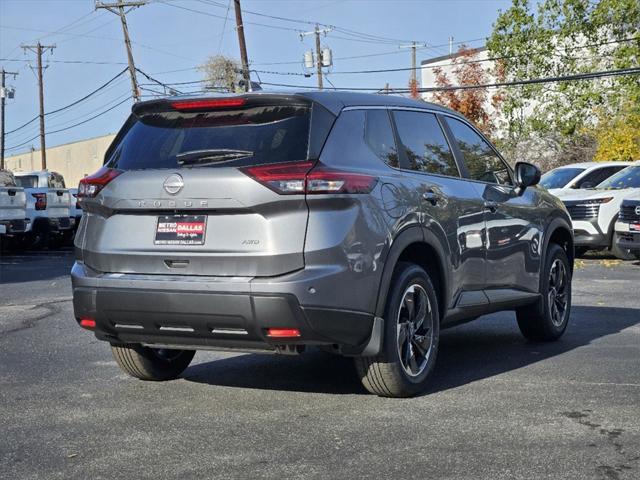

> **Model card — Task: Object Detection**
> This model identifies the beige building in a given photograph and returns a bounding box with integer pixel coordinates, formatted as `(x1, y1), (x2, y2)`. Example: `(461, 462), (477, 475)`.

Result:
(5, 134), (116, 187)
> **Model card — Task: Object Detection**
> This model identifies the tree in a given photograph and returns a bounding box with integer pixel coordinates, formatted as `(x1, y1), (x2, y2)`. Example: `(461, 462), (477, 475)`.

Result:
(487, 0), (640, 145)
(199, 55), (243, 92)
(593, 104), (640, 161)
(430, 46), (497, 136)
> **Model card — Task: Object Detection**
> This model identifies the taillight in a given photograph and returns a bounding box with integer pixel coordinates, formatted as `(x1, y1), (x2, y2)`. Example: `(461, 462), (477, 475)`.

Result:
(240, 161), (377, 195)
(171, 98), (246, 111)
(79, 318), (96, 329)
(78, 166), (122, 198)
(32, 193), (47, 210)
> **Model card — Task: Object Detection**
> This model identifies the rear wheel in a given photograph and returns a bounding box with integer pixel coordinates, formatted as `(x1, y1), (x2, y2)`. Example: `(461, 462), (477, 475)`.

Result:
(516, 244), (571, 341)
(111, 344), (195, 381)
(354, 262), (439, 397)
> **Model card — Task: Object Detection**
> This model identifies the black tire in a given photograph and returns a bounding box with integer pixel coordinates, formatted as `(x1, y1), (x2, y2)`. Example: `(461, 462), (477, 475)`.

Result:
(354, 262), (440, 398)
(516, 243), (571, 341)
(111, 343), (195, 381)
(574, 246), (589, 258)
(610, 232), (636, 260)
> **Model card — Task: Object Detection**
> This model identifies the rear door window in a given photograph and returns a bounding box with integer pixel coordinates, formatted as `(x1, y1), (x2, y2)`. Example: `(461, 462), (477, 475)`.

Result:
(364, 110), (399, 168)
(392, 110), (459, 177)
(446, 117), (512, 185)
(106, 104), (311, 170)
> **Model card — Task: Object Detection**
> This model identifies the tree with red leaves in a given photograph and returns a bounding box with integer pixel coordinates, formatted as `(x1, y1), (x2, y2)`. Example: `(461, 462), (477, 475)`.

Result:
(431, 46), (497, 136)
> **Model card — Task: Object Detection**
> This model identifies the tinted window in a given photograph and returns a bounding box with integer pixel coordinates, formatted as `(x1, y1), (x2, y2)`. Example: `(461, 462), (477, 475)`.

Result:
(597, 166), (640, 189)
(575, 166), (625, 188)
(447, 117), (511, 185)
(364, 110), (399, 168)
(540, 167), (585, 189)
(393, 111), (458, 177)
(15, 175), (39, 188)
(106, 105), (311, 170)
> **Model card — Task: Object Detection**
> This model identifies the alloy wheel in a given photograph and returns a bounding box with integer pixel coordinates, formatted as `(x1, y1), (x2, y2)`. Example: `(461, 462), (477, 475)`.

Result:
(396, 284), (434, 377)
(548, 259), (568, 327)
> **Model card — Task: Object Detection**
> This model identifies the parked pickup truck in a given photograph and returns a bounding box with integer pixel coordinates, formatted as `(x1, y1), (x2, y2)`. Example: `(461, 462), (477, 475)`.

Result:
(14, 170), (73, 248)
(0, 170), (29, 244)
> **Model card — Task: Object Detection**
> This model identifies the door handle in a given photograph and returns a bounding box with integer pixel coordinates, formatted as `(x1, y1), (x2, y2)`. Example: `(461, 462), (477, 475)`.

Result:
(422, 190), (440, 206)
(483, 201), (499, 213)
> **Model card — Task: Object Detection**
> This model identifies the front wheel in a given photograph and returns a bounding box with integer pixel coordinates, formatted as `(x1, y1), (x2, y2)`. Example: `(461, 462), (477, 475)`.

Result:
(516, 244), (571, 341)
(111, 344), (195, 381)
(354, 262), (440, 397)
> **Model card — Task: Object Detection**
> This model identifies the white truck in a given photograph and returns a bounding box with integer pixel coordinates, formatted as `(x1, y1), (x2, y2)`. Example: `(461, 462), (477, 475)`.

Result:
(14, 170), (74, 248)
(0, 170), (29, 247)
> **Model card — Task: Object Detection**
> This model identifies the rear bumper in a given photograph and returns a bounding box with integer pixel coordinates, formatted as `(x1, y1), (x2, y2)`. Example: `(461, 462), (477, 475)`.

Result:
(71, 262), (375, 354)
(0, 218), (29, 234)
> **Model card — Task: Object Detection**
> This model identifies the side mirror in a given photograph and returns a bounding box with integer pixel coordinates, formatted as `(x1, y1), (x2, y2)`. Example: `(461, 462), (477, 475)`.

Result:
(514, 161), (541, 196)
(579, 181), (596, 189)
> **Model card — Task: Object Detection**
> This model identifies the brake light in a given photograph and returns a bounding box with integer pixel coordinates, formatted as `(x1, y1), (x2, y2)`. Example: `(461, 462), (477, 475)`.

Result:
(241, 162), (377, 195)
(78, 166), (122, 198)
(267, 328), (301, 338)
(32, 193), (47, 210)
(79, 318), (96, 329)
(171, 98), (246, 111)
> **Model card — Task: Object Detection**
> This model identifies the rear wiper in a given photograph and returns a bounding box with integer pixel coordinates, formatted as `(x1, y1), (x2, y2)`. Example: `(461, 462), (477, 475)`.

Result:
(176, 149), (254, 166)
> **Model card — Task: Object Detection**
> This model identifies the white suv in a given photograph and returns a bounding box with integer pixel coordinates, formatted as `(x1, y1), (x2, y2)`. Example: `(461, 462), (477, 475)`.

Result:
(557, 162), (640, 259)
(540, 161), (628, 196)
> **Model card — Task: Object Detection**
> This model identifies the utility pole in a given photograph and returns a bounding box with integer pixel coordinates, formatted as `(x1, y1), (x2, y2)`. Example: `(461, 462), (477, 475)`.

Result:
(1, 68), (18, 170)
(233, 0), (250, 92)
(95, 1), (146, 102)
(400, 41), (426, 98)
(300, 25), (333, 90)
(21, 42), (55, 170)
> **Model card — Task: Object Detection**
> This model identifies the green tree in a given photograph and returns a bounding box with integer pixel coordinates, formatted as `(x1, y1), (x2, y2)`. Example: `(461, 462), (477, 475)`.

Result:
(487, 0), (640, 165)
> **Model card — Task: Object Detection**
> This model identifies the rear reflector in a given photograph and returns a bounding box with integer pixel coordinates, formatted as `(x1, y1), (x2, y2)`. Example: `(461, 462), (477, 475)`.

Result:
(266, 328), (301, 338)
(79, 318), (96, 329)
(171, 98), (247, 111)
(32, 193), (47, 210)
(78, 166), (122, 198)
(241, 161), (377, 195)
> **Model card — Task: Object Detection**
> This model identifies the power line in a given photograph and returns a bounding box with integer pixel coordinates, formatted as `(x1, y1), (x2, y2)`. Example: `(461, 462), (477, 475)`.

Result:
(256, 66), (640, 92)
(5, 96), (131, 152)
(5, 68), (128, 135)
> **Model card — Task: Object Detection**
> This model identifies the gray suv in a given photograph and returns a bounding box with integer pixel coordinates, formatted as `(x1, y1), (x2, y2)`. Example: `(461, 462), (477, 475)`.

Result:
(72, 92), (574, 397)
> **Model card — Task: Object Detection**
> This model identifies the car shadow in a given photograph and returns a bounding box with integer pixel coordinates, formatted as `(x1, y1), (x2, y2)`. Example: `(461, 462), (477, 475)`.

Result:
(0, 248), (74, 284)
(183, 305), (640, 396)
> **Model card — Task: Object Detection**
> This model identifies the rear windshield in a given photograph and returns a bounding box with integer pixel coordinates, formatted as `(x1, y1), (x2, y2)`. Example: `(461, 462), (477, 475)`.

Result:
(15, 175), (39, 188)
(540, 167), (584, 189)
(106, 104), (311, 170)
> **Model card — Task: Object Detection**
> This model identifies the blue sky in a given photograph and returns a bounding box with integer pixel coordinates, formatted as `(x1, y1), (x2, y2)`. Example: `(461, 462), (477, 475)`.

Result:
(1, 0), (513, 155)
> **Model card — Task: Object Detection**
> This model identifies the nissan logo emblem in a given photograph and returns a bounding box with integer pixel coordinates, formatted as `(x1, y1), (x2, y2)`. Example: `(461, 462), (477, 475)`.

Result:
(163, 174), (184, 195)
(635, 205), (640, 216)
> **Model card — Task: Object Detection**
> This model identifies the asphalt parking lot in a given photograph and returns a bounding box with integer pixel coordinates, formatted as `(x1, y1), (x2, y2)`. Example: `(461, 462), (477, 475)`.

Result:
(1, 249), (639, 480)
